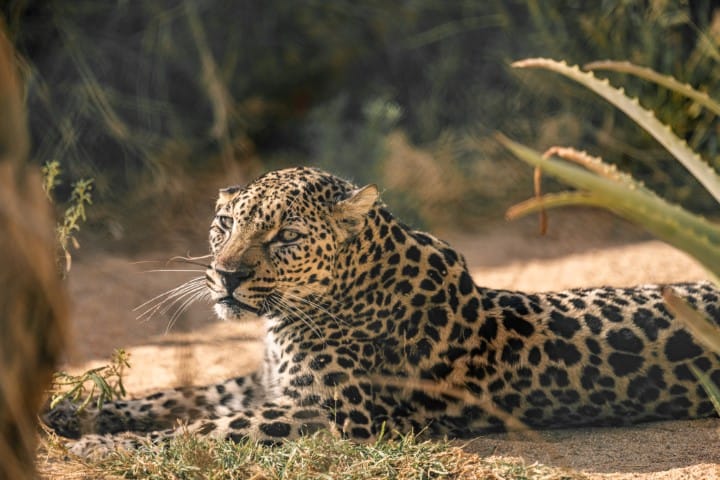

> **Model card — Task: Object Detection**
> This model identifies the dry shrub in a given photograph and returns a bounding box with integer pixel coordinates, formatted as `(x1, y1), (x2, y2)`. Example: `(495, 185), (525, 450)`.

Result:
(382, 131), (529, 230)
(0, 24), (67, 480)
(382, 131), (468, 229)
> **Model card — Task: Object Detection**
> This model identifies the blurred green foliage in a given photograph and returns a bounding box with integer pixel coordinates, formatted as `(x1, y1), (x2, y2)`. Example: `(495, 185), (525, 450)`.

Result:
(40, 159), (93, 271)
(3, 0), (719, 231)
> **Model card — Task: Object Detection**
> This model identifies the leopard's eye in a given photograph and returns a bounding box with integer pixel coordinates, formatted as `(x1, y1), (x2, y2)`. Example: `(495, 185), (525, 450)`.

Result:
(217, 215), (234, 230)
(274, 229), (302, 244)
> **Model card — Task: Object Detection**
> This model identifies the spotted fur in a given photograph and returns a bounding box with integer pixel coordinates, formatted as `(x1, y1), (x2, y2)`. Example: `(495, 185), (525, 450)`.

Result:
(45, 167), (720, 457)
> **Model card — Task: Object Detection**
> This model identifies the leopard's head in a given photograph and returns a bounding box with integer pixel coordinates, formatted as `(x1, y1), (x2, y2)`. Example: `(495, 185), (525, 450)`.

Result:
(207, 167), (378, 321)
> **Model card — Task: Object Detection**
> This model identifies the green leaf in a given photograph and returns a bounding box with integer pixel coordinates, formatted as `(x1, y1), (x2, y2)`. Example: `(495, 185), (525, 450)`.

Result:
(512, 58), (720, 203)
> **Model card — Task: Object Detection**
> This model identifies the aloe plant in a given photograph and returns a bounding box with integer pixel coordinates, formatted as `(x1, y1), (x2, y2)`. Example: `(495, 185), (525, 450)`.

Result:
(501, 57), (720, 410)
(511, 59), (720, 203)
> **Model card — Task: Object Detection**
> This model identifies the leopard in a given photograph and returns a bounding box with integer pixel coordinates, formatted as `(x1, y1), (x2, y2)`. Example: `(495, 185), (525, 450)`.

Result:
(45, 166), (720, 457)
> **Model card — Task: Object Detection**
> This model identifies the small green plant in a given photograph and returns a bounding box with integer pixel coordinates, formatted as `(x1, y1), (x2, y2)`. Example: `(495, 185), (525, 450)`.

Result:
(40, 160), (93, 272)
(48, 349), (130, 413)
(499, 57), (720, 412)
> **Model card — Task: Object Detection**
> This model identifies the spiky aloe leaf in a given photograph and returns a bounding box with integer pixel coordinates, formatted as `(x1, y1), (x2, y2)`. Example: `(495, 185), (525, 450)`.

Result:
(497, 134), (720, 277)
(584, 60), (720, 117)
(506, 191), (607, 220)
(512, 58), (720, 203)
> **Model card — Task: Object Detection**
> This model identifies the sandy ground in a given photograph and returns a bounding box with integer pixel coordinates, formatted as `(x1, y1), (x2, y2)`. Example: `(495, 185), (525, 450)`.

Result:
(62, 210), (719, 479)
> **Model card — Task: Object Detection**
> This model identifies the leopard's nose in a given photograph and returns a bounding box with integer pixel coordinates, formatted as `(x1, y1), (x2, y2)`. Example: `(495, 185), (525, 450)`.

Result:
(215, 266), (254, 294)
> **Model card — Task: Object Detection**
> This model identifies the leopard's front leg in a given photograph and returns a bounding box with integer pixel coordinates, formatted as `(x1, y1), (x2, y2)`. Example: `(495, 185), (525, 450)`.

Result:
(63, 399), (332, 458)
(43, 373), (264, 439)
(60, 385), (396, 458)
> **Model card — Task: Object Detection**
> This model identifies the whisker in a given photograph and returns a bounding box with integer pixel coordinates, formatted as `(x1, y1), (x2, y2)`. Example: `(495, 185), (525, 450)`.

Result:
(271, 295), (323, 339)
(133, 277), (205, 313)
(157, 284), (204, 315)
(135, 280), (205, 322)
(131, 259), (175, 265)
(173, 253), (213, 260)
(142, 269), (206, 274)
(168, 259), (211, 268)
(168, 254), (213, 268)
(285, 300), (328, 337)
(131, 252), (212, 269)
(164, 290), (207, 334)
(139, 284), (205, 324)
(284, 289), (348, 329)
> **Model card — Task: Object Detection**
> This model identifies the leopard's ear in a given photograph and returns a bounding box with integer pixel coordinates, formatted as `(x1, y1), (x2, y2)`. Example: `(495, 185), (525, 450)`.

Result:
(332, 184), (379, 239)
(218, 185), (241, 202)
(216, 185), (242, 210)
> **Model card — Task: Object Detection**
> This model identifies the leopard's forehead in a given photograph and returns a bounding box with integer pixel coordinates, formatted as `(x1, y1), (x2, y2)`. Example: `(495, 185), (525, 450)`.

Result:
(216, 167), (356, 227)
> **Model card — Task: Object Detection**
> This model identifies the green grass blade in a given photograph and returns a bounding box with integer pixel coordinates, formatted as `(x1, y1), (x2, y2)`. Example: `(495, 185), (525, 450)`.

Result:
(690, 365), (720, 415)
(497, 133), (720, 277)
(663, 287), (720, 354)
(512, 58), (720, 203)
(584, 60), (720, 117)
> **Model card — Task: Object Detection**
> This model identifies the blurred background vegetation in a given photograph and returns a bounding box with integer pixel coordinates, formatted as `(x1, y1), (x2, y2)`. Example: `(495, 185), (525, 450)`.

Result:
(2, 0), (719, 250)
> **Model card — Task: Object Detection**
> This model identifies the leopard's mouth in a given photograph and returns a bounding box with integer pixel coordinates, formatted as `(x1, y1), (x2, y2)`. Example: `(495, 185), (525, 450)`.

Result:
(216, 296), (260, 315)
